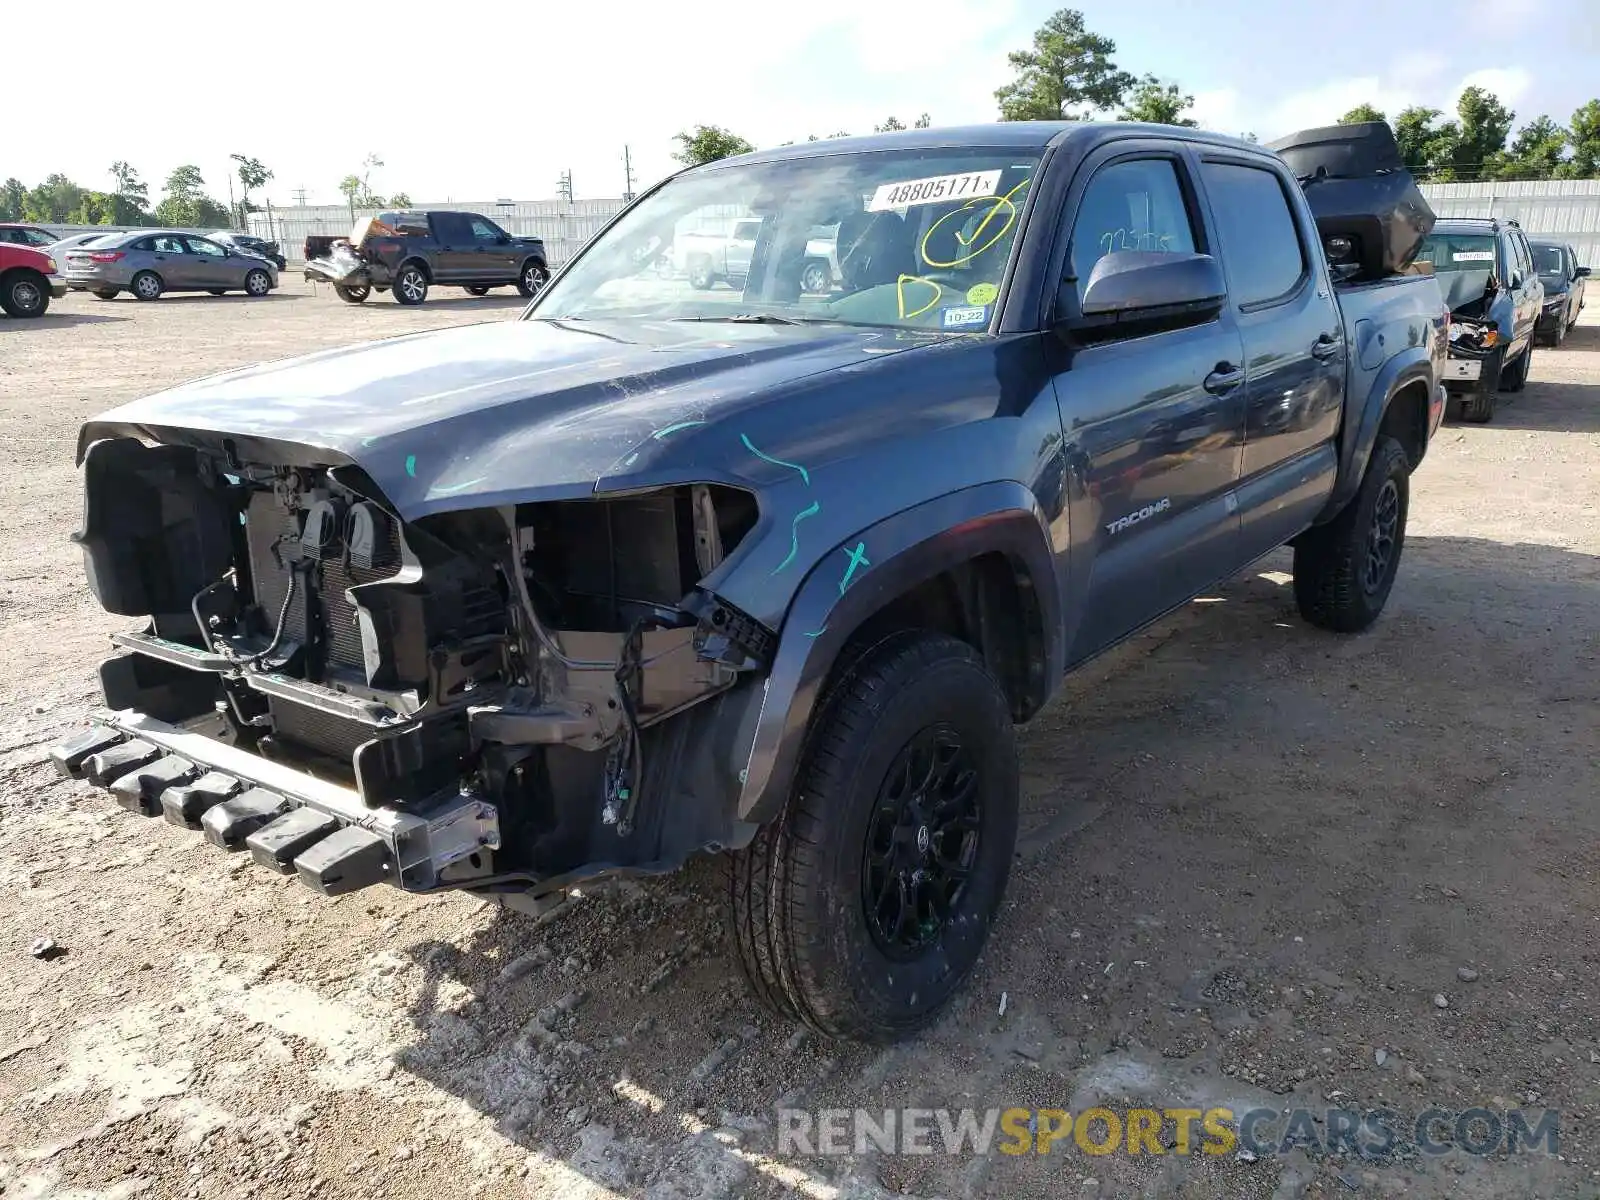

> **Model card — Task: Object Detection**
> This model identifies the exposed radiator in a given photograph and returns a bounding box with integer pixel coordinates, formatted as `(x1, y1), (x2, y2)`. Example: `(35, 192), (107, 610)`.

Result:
(245, 492), (400, 670)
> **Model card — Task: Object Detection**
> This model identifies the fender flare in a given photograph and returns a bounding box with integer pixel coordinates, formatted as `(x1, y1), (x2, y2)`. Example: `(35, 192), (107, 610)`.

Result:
(733, 480), (1064, 824)
(1317, 347), (1434, 523)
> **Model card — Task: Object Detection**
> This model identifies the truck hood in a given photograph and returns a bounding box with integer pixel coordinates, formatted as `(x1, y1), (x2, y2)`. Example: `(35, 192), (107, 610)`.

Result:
(79, 317), (924, 519)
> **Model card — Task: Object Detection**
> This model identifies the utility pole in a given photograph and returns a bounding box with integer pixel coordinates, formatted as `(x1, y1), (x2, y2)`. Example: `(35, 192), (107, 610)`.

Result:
(623, 145), (635, 202)
(556, 170), (573, 204)
(292, 185), (308, 208)
(227, 173), (238, 228)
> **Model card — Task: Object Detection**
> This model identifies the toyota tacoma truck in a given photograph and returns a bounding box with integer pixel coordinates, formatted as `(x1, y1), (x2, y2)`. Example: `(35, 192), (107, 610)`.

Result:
(303, 209), (549, 305)
(53, 120), (1447, 1043)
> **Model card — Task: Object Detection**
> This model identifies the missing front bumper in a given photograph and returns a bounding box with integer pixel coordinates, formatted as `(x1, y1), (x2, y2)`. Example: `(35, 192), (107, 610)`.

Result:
(50, 710), (500, 898)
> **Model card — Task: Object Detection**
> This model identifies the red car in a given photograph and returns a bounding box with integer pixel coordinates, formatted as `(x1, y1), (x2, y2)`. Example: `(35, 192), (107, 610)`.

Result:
(0, 241), (66, 317)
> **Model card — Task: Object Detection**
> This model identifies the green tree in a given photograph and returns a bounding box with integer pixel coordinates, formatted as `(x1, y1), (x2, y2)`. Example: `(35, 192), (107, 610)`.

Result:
(1118, 75), (1197, 126)
(995, 8), (1134, 121)
(22, 174), (85, 222)
(1562, 99), (1600, 178)
(106, 162), (152, 225)
(389, 191), (412, 208)
(876, 116), (906, 132)
(1338, 103), (1387, 125)
(0, 178), (25, 221)
(1449, 86), (1514, 179)
(1495, 116), (1568, 179)
(155, 164), (228, 227)
(230, 154), (273, 218)
(1394, 106), (1458, 177)
(672, 125), (755, 166)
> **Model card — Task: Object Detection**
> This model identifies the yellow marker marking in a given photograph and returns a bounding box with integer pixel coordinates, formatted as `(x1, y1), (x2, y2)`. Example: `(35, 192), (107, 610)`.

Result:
(966, 282), (998, 306)
(922, 177), (1033, 268)
(896, 274), (943, 319)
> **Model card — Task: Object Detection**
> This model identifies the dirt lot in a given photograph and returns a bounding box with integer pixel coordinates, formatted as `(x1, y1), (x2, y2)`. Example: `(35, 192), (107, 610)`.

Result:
(1, 284), (1597, 1200)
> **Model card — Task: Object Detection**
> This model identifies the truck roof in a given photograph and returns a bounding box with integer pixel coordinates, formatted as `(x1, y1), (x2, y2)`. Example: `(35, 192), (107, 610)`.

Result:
(718, 122), (1268, 168)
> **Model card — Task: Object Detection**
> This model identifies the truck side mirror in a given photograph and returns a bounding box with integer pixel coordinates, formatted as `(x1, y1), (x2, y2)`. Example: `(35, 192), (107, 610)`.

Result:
(1577, 265), (1591, 278)
(1061, 251), (1227, 334)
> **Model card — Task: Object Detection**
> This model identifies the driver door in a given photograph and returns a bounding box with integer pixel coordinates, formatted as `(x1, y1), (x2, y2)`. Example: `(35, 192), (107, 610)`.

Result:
(183, 236), (234, 288)
(470, 216), (518, 281)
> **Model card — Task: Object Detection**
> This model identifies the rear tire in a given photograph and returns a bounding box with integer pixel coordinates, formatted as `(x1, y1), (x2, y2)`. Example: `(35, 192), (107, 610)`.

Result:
(1293, 435), (1410, 633)
(131, 271), (163, 301)
(207, 288), (227, 296)
(687, 257), (714, 291)
(394, 263), (428, 305)
(0, 271), (49, 317)
(1501, 343), (1532, 392)
(801, 259), (831, 294)
(93, 288), (119, 300)
(244, 269), (271, 297)
(334, 284), (370, 304)
(464, 285), (491, 296)
(725, 631), (1019, 1042)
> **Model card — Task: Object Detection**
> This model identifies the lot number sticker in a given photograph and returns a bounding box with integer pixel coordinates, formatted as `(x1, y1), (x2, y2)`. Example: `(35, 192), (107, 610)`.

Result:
(869, 170), (1002, 212)
(1452, 250), (1495, 262)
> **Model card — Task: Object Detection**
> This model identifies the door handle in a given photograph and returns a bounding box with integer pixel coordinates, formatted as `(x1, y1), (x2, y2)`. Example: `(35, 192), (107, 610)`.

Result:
(1312, 333), (1341, 360)
(1203, 364), (1245, 394)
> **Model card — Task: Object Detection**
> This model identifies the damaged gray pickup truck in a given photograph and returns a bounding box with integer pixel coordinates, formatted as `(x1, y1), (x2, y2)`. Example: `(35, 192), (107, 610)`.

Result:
(54, 121), (1447, 1042)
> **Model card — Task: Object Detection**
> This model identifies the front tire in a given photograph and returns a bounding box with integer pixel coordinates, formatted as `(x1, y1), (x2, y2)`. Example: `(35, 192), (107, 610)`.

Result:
(333, 284), (370, 304)
(394, 263), (428, 305)
(207, 288), (227, 296)
(244, 269), (271, 297)
(726, 631), (1019, 1042)
(687, 257), (714, 291)
(131, 271), (163, 301)
(1501, 343), (1532, 392)
(1293, 435), (1410, 633)
(1, 271), (49, 317)
(93, 288), (119, 300)
(517, 260), (549, 298)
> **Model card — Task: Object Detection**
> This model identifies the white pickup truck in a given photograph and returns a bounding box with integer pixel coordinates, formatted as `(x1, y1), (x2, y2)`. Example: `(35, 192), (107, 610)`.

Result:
(675, 218), (840, 293)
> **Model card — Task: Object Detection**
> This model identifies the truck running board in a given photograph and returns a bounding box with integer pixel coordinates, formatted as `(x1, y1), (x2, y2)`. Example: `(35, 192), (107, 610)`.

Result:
(48, 714), (499, 899)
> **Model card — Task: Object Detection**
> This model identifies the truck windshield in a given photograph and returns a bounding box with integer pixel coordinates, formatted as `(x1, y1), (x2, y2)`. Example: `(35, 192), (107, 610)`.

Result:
(530, 148), (1041, 331)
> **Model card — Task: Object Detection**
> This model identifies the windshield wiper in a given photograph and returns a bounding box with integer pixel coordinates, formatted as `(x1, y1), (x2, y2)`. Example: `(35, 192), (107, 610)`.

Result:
(672, 313), (801, 325)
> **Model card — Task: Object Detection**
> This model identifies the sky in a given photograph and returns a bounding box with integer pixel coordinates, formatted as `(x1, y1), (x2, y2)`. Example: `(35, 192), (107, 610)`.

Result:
(11, 0), (1597, 209)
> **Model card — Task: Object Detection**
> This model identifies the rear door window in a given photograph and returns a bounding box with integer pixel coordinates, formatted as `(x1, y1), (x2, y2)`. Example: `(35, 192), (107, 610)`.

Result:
(432, 213), (473, 244)
(1199, 161), (1307, 306)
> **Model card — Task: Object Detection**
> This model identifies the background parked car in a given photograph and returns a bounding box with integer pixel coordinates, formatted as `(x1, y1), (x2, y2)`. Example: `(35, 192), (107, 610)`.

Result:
(63, 230), (278, 301)
(1530, 238), (1588, 345)
(0, 224), (59, 249)
(0, 242), (66, 317)
(208, 230), (287, 270)
(47, 231), (114, 258)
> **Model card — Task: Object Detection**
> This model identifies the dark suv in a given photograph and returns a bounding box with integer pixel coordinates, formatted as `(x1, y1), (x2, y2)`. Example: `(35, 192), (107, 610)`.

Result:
(1530, 239), (1588, 346)
(304, 209), (549, 305)
(1417, 217), (1543, 423)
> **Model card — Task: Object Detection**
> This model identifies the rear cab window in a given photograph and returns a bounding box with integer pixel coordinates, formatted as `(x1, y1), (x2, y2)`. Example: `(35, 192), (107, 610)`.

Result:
(1198, 160), (1308, 307)
(431, 213), (473, 243)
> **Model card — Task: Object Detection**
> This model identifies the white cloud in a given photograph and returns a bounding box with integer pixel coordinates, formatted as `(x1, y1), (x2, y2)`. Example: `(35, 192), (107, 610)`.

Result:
(1452, 68), (1534, 109)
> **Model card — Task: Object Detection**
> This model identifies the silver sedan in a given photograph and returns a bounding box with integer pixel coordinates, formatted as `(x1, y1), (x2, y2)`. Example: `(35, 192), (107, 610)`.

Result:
(62, 230), (279, 301)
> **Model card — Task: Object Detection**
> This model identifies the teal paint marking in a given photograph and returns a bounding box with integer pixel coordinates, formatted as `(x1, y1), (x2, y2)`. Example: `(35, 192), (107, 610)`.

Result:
(839, 542), (870, 594)
(404, 454), (417, 478)
(770, 501), (821, 575)
(429, 477), (487, 497)
(740, 434), (810, 486)
(652, 420), (706, 439)
(804, 626), (828, 639)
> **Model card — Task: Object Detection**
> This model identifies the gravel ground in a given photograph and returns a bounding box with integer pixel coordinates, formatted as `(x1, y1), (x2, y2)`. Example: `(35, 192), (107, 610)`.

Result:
(1, 284), (1597, 1200)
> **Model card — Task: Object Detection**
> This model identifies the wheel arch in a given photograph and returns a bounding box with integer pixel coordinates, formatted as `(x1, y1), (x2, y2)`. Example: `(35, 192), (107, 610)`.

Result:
(733, 481), (1064, 824)
(1316, 349), (1435, 524)
(399, 256), (432, 282)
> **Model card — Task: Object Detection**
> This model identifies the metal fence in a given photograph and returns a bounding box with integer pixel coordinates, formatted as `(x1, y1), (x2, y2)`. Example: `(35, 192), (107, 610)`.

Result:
(246, 199), (628, 265)
(1421, 180), (1600, 266)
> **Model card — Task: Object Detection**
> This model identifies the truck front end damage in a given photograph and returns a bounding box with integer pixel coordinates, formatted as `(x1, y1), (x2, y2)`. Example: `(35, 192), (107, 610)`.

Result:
(55, 434), (769, 901)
